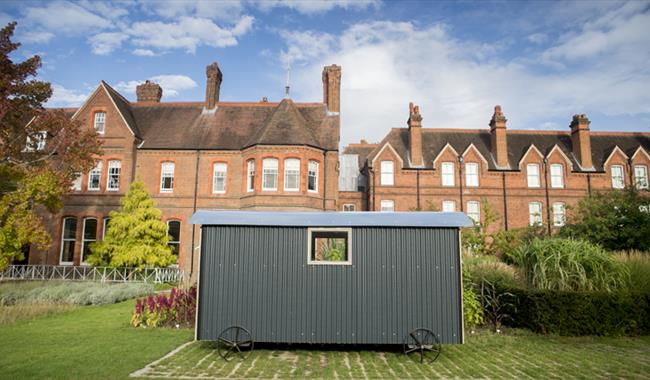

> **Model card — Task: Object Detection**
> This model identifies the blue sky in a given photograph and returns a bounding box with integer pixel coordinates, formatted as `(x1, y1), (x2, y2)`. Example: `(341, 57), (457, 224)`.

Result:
(1, 0), (649, 146)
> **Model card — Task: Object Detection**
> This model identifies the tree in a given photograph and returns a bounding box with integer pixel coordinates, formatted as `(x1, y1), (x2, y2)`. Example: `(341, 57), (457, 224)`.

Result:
(462, 197), (501, 255)
(0, 22), (101, 269)
(88, 180), (176, 268)
(560, 188), (650, 251)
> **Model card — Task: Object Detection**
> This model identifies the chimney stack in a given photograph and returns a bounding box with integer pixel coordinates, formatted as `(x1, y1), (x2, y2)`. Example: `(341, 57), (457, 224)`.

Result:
(489, 105), (509, 168)
(322, 64), (341, 113)
(205, 62), (223, 110)
(570, 114), (593, 169)
(408, 102), (423, 167)
(136, 80), (162, 103)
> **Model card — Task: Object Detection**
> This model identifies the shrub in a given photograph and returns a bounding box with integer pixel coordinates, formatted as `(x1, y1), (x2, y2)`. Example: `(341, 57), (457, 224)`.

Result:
(131, 286), (196, 328)
(0, 281), (152, 306)
(505, 238), (629, 292)
(503, 286), (650, 336)
(464, 254), (523, 289)
(462, 266), (483, 328)
(615, 251), (650, 294)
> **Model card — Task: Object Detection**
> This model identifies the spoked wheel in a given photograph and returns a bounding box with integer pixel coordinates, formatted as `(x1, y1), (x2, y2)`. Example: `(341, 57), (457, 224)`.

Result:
(403, 328), (441, 364)
(217, 326), (254, 361)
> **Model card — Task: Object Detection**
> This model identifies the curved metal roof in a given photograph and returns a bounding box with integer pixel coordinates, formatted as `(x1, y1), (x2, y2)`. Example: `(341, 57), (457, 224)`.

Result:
(190, 210), (473, 228)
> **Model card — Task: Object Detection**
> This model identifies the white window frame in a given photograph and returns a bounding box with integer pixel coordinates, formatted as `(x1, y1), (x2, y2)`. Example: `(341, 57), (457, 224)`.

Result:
(550, 164), (564, 188)
(87, 161), (102, 191)
(442, 200), (456, 212)
(529, 202), (543, 226)
(160, 162), (175, 193)
(106, 160), (121, 192)
(94, 112), (106, 134)
(262, 158), (278, 191)
(167, 220), (181, 257)
(283, 158), (300, 192)
(634, 165), (648, 190)
(246, 160), (255, 192)
(80, 217), (97, 265)
(465, 163), (479, 187)
(380, 161), (394, 186)
(307, 227), (352, 266)
(553, 202), (566, 227)
(102, 217), (111, 238)
(380, 199), (395, 212)
(441, 162), (455, 187)
(308, 160), (319, 193)
(611, 165), (625, 189)
(467, 201), (480, 224)
(342, 204), (356, 212)
(527, 163), (540, 188)
(212, 162), (227, 194)
(59, 217), (76, 265)
(71, 173), (83, 192)
(25, 131), (47, 152)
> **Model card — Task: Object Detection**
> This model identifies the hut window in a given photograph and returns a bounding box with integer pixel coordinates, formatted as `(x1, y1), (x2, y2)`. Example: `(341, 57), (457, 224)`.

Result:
(59, 217), (77, 265)
(262, 158), (278, 191)
(167, 220), (181, 256)
(87, 161), (102, 191)
(611, 165), (624, 189)
(380, 161), (394, 185)
(284, 158), (300, 191)
(212, 162), (227, 193)
(308, 160), (318, 192)
(308, 228), (351, 265)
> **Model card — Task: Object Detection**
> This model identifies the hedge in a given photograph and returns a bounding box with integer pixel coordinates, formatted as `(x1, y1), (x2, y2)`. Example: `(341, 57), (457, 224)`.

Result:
(501, 286), (650, 336)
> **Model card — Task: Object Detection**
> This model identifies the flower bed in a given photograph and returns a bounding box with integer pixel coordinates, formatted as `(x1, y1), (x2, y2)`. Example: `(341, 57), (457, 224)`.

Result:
(132, 286), (196, 328)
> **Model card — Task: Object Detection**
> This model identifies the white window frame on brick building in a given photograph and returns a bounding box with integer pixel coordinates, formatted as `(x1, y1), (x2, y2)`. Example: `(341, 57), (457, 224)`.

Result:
(167, 220), (181, 258)
(212, 162), (227, 194)
(59, 217), (76, 265)
(81, 217), (97, 265)
(442, 200), (456, 212)
(88, 161), (102, 191)
(308, 160), (319, 192)
(611, 165), (625, 189)
(342, 204), (355, 212)
(102, 217), (111, 238)
(262, 158), (278, 191)
(246, 160), (255, 192)
(634, 165), (648, 190)
(553, 202), (566, 227)
(284, 158), (300, 192)
(24, 131), (47, 152)
(107, 160), (121, 191)
(441, 162), (455, 187)
(380, 161), (394, 186)
(527, 163), (540, 188)
(160, 162), (175, 193)
(71, 173), (82, 192)
(466, 201), (480, 224)
(94, 112), (106, 134)
(465, 163), (479, 187)
(529, 202), (543, 226)
(550, 164), (564, 188)
(380, 200), (395, 212)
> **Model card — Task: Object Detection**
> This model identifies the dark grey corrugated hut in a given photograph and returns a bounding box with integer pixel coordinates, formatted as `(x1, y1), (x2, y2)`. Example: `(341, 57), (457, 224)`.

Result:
(190, 210), (472, 346)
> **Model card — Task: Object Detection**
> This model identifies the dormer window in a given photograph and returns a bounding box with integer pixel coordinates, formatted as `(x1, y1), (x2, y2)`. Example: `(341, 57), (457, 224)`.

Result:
(94, 112), (106, 134)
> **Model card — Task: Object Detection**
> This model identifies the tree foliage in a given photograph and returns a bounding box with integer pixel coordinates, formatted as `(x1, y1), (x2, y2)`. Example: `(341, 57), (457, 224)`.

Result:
(560, 188), (650, 251)
(0, 22), (101, 269)
(87, 180), (176, 269)
(462, 197), (501, 255)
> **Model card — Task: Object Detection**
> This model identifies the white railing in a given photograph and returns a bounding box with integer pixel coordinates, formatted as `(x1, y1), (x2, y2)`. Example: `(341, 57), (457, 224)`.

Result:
(0, 265), (184, 284)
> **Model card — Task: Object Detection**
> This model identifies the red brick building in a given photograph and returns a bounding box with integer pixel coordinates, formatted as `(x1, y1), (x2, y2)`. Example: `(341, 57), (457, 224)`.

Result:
(339, 104), (650, 231)
(30, 62), (342, 277)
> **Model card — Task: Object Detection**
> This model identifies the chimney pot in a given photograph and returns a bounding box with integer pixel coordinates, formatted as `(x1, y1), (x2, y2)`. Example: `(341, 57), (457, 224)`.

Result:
(205, 62), (223, 110)
(322, 64), (341, 113)
(407, 102), (423, 166)
(136, 80), (162, 103)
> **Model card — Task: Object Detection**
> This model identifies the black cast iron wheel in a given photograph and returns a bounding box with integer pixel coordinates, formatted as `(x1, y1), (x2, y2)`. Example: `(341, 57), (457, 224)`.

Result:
(403, 328), (441, 364)
(217, 326), (254, 361)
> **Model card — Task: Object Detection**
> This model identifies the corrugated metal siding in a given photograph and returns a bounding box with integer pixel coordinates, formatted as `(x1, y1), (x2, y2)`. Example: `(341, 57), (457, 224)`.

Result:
(197, 226), (462, 345)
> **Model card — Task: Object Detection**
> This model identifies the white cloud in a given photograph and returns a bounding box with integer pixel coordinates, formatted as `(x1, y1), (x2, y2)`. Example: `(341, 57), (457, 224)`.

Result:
(279, 30), (335, 66)
(254, 0), (380, 14)
(20, 31), (55, 44)
(46, 84), (90, 107)
(129, 16), (254, 53)
(140, 0), (245, 21)
(132, 48), (156, 57)
(284, 13), (650, 146)
(114, 75), (198, 98)
(527, 33), (547, 44)
(88, 32), (128, 55)
(22, 1), (112, 34)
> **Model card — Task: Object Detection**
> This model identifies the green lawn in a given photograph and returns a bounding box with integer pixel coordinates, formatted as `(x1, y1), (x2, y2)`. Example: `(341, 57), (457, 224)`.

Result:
(0, 299), (192, 380)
